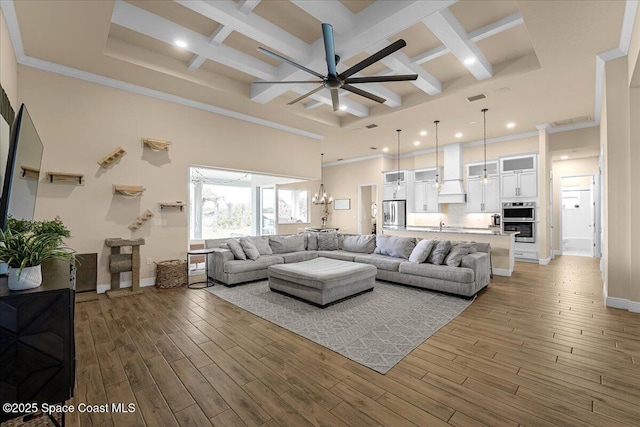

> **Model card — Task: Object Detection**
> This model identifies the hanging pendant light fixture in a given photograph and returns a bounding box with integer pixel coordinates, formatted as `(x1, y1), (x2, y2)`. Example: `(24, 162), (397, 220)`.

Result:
(433, 120), (441, 190)
(395, 129), (402, 195)
(312, 153), (333, 205)
(481, 108), (489, 185)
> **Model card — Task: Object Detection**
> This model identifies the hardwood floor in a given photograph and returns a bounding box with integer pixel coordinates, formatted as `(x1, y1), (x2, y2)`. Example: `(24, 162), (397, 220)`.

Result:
(66, 255), (640, 426)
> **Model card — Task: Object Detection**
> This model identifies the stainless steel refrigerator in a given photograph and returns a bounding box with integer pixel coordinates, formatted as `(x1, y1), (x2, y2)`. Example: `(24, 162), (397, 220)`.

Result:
(382, 200), (406, 228)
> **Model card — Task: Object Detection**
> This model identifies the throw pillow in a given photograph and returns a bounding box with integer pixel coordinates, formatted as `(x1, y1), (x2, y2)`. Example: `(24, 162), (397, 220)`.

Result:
(305, 232), (319, 250)
(444, 243), (472, 267)
(226, 239), (246, 260)
(249, 236), (272, 255)
(427, 240), (451, 265)
(374, 235), (416, 259)
(239, 237), (260, 261)
(317, 232), (339, 251)
(268, 234), (306, 254)
(342, 234), (376, 253)
(409, 239), (436, 263)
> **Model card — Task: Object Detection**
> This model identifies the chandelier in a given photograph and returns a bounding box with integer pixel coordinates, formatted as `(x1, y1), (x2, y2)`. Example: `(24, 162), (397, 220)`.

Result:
(312, 153), (332, 205)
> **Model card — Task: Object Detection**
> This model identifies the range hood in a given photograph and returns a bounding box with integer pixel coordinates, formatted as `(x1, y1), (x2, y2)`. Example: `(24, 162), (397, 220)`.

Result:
(438, 143), (467, 204)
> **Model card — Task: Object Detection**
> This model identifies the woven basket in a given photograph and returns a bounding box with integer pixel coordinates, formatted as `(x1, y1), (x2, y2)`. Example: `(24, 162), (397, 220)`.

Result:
(155, 259), (187, 288)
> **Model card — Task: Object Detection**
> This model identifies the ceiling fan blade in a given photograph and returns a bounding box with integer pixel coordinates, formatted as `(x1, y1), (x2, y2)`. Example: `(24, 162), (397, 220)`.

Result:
(345, 75), (418, 84)
(331, 89), (340, 111)
(342, 84), (386, 103)
(253, 80), (323, 84)
(258, 47), (325, 79)
(339, 39), (407, 79)
(287, 85), (325, 105)
(322, 23), (337, 77)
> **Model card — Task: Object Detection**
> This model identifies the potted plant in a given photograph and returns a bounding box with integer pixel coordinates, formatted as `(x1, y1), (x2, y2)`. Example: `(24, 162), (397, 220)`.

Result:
(0, 218), (75, 290)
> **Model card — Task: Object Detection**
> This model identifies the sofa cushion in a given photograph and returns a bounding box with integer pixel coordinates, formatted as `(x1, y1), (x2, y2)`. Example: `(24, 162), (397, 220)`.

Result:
(248, 236), (272, 255)
(317, 250), (360, 262)
(374, 235), (416, 259)
(226, 239), (246, 260)
(223, 255), (284, 274)
(342, 234), (376, 254)
(305, 232), (319, 251)
(269, 234), (306, 254)
(445, 244), (473, 267)
(354, 254), (404, 272)
(317, 232), (339, 251)
(427, 240), (451, 265)
(280, 251), (319, 264)
(239, 237), (260, 261)
(409, 239), (436, 263)
(399, 262), (474, 283)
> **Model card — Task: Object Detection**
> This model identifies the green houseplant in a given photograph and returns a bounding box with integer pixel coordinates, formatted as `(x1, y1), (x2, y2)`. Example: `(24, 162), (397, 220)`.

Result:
(0, 217), (75, 290)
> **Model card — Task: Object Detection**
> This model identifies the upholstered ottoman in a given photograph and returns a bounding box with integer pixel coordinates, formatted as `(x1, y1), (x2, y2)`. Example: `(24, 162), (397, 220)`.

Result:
(268, 257), (377, 308)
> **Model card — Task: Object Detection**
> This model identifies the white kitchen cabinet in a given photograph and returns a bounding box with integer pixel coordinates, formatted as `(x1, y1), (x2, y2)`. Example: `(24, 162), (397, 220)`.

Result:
(518, 171), (537, 198)
(410, 168), (440, 212)
(383, 171), (407, 200)
(500, 155), (537, 199)
(467, 177), (500, 213)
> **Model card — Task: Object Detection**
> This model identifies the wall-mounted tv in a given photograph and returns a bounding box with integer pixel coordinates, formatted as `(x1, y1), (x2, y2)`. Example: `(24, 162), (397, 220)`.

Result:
(0, 104), (44, 230)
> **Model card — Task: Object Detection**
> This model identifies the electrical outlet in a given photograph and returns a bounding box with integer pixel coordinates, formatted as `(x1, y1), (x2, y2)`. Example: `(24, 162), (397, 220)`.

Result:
(146, 258), (152, 265)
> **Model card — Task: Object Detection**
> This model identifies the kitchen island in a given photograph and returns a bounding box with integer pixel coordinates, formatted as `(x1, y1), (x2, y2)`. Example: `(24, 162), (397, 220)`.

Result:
(383, 226), (518, 276)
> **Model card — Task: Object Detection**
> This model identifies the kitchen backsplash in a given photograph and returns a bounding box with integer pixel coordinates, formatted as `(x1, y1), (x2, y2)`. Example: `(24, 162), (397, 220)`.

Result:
(407, 204), (494, 228)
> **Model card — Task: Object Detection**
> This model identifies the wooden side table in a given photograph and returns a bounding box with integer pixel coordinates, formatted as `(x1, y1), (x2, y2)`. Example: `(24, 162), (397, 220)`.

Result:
(187, 248), (215, 288)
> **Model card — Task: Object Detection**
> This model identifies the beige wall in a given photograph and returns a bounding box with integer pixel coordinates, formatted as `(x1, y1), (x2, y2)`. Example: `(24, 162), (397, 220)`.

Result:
(1, 9), (18, 107)
(462, 135), (539, 167)
(19, 66), (320, 287)
(549, 126), (599, 153)
(551, 156), (599, 251)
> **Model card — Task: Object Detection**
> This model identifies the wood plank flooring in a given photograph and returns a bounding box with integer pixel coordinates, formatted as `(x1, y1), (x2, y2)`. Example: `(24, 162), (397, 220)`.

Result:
(65, 256), (640, 426)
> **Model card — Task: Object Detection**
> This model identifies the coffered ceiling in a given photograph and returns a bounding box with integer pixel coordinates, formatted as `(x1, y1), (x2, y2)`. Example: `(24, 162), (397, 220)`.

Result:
(5, 1), (630, 162)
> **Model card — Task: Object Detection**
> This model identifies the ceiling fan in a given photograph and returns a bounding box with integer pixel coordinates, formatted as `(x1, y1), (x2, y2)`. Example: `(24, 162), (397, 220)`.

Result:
(254, 23), (418, 111)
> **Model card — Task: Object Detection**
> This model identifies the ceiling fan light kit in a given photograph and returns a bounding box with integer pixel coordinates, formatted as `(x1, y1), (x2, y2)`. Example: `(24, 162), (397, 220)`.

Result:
(254, 23), (418, 111)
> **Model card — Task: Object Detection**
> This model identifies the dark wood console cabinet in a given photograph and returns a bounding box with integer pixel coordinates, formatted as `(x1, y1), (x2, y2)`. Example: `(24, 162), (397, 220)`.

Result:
(0, 260), (76, 422)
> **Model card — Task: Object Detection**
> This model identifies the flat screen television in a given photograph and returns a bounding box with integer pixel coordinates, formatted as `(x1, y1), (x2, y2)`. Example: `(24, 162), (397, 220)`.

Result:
(0, 104), (44, 230)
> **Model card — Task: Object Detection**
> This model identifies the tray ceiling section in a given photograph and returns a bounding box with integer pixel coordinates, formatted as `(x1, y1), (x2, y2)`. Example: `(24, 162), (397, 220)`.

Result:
(106, 0), (536, 120)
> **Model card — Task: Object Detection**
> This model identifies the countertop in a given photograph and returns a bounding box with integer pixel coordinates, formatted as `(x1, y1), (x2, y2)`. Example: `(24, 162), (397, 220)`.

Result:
(383, 226), (519, 236)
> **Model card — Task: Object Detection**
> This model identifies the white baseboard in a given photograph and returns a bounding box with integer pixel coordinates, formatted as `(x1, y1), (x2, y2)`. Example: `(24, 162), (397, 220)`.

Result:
(539, 256), (552, 265)
(492, 268), (511, 277)
(605, 295), (640, 312)
(629, 301), (640, 313)
(97, 277), (156, 294)
(553, 250), (562, 256)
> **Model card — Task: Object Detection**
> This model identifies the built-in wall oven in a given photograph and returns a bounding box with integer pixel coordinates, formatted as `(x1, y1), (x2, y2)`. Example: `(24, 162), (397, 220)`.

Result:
(502, 201), (535, 221)
(503, 221), (536, 243)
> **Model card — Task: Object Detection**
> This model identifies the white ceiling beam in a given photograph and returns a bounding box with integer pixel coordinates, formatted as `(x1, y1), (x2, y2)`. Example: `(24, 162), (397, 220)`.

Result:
(291, 86), (369, 117)
(112, 1), (276, 79)
(251, 0), (454, 104)
(411, 12), (523, 65)
(422, 9), (493, 80)
(304, 100), (323, 110)
(290, 0), (354, 33)
(188, 26), (234, 70)
(237, 0), (261, 15)
(174, 0), (310, 61)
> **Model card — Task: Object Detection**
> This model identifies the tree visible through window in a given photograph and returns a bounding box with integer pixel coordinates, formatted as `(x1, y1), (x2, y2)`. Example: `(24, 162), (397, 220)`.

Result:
(195, 184), (252, 239)
(278, 189), (309, 224)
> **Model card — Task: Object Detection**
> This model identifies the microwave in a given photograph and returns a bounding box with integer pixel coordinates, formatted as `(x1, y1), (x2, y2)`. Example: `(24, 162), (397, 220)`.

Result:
(503, 221), (535, 243)
(502, 201), (535, 221)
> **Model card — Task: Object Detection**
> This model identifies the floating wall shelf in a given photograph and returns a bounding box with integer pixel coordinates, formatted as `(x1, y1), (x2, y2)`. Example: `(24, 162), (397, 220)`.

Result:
(159, 201), (186, 211)
(46, 172), (84, 185)
(98, 147), (127, 169)
(142, 138), (171, 151)
(113, 185), (146, 197)
(128, 209), (154, 231)
(20, 165), (40, 180)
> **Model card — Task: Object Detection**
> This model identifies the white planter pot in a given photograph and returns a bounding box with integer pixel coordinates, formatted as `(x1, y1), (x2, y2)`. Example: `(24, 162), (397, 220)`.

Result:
(8, 265), (43, 290)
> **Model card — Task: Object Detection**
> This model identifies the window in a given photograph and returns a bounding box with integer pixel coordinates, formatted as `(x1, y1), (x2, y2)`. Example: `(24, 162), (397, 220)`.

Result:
(278, 189), (309, 224)
(191, 183), (252, 239)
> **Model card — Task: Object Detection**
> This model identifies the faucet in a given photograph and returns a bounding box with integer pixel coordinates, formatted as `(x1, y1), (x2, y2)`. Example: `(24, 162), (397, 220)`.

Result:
(439, 220), (445, 232)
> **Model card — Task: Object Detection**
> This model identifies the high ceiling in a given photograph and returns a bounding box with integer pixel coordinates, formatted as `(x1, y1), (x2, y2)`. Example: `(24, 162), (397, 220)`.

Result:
(6, 0), (628, 162)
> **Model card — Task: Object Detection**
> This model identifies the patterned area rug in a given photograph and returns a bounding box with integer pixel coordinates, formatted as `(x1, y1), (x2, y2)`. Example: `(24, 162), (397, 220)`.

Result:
(206, 281), (473, 374)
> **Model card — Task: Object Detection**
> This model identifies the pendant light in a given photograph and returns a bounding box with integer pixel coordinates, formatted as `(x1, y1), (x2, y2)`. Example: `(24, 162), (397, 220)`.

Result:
(433, 120), (441, 190)
(395, 129), (402, 195)
(481, 108), (489, 185)
(312, 153), (332, 205)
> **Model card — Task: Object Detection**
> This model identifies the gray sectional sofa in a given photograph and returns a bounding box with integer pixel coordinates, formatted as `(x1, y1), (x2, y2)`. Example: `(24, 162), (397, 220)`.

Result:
(206, 232), (491, 298)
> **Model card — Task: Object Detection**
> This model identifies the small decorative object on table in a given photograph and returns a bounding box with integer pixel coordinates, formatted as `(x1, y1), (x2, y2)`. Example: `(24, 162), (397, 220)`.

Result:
(156, 259), (187, 288)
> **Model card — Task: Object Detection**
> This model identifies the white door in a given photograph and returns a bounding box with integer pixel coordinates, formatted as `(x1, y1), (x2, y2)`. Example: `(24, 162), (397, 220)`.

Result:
(561, 186), (593, 256)
(466, 178), (483, 212)
(519, 171), (537, 198)
(501, 174), (518, 198)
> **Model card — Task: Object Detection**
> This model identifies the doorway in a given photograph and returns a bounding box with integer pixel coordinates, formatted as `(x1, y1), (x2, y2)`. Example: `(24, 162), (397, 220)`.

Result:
(560, 175), (596, 257)
(358, 183), (377, 234)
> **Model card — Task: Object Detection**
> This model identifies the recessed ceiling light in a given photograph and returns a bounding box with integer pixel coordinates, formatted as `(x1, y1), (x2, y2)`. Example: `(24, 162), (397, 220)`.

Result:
(561, 155), (569, 160)
(339, 105), (347, 110)
(507, 122), (515, 128)
(420, 130), (427, 136)
(382, 147), (389, 152)
(463, 57), (476, 65)
(175, 40), (188, 48)
(413, 141), (420, 146)
(455, 132), (463, 138)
